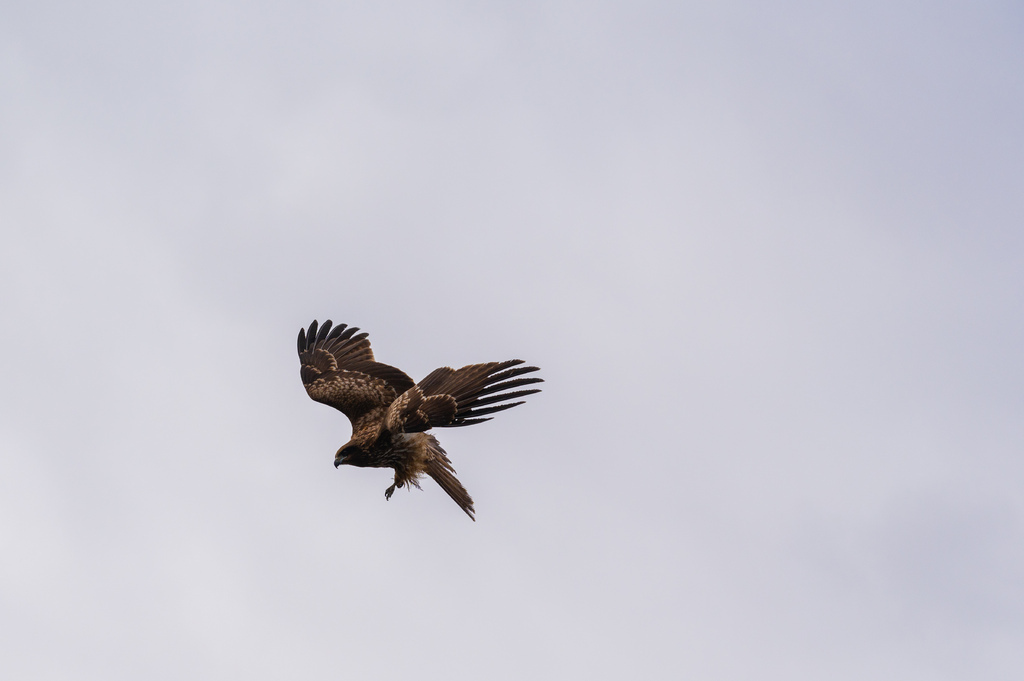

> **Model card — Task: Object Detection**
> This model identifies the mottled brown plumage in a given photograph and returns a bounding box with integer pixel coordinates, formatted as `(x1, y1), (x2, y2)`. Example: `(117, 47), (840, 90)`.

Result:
(298, 319), (542, 520)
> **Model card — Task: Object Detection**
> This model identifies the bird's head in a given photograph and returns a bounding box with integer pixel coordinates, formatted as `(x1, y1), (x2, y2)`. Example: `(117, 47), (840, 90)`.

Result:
(335, 444), (368, 468)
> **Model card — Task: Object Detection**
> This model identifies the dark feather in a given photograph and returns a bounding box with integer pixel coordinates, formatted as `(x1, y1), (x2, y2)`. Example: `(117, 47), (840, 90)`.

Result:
(326, 323), (348, 342)
(472, 374), (543, 399)
(461, 388), (542, 410)
(424, 436), (475, 520)
(385, 359), (543, 431)
(444, 417), (492, 427)
(297, 319), (416, 420)
(316, 319), (333, 343)
(458, 400), (525, 418)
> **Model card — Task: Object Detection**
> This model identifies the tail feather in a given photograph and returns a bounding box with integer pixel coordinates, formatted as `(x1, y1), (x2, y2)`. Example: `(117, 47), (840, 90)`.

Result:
(424, 436), (475, 521)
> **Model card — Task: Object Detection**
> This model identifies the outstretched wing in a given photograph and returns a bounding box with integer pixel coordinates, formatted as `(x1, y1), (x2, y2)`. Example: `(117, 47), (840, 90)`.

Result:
(298, 320), (416, 425)
(385, 359), (542, 433)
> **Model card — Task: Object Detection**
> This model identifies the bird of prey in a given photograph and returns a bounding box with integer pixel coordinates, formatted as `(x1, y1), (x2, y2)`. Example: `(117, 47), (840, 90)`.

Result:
(297, 319), (542, 520)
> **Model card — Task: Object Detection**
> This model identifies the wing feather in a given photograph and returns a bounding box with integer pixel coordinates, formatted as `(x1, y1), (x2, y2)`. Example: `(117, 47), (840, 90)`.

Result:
(385, 359), (541, 433)
(297, 319), (416, 422)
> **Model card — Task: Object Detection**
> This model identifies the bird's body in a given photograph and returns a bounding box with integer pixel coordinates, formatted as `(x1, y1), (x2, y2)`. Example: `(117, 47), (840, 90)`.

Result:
(298, 319), (541, 520)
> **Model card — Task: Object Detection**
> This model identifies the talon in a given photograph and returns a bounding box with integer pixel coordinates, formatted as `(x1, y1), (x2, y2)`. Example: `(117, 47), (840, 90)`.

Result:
(385, 484), (396, 500)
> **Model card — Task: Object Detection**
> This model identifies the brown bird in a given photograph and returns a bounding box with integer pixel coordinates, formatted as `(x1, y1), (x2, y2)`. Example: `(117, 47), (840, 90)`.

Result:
(297, 319), (542, 520)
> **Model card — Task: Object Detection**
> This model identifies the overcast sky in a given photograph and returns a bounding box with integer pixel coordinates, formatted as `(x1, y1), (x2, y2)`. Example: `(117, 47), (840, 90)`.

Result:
(2, 1), (1023, 679)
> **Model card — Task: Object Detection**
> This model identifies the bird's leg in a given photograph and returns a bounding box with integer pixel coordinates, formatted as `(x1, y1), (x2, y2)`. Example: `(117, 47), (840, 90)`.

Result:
(385, 473), (404, 500)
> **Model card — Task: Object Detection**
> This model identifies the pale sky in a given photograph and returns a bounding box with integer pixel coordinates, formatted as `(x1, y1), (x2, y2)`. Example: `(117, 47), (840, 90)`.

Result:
(2, 2), (1023, 679)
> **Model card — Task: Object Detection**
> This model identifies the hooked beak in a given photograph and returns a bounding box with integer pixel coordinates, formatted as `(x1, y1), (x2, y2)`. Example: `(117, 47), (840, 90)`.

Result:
(335, 445), (359, 468)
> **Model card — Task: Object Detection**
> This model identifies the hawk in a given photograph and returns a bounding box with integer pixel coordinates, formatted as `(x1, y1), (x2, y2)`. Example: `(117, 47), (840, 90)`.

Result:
(298, 319), (542, 520)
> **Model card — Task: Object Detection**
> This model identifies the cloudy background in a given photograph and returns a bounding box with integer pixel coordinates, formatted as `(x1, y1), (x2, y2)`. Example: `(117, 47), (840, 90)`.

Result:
(2, 1), (1022, 678)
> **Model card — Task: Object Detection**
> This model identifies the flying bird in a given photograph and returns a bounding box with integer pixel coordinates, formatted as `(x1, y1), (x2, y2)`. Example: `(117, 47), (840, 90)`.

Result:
(297, 319), (542, 520)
